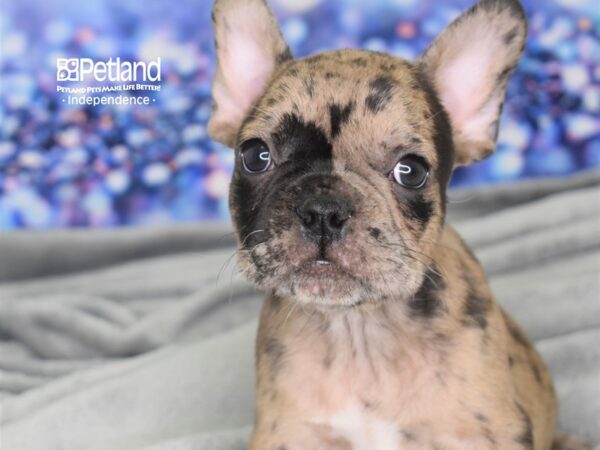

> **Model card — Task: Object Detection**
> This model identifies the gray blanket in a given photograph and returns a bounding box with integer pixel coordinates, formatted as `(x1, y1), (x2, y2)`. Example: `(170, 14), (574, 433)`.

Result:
(0, 170), (599, 450)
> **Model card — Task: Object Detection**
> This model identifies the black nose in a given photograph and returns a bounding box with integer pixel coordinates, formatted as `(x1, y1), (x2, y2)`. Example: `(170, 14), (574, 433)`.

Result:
(296, 196), (352, 243)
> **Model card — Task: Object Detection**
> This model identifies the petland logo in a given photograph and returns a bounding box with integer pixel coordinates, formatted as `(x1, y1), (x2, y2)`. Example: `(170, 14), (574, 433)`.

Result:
(56, 57), (162, 106)
(57, 58), (161, 82)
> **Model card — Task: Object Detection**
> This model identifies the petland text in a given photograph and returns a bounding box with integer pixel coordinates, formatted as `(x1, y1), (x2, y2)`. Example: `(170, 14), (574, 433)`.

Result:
(56, 58), (161, 82)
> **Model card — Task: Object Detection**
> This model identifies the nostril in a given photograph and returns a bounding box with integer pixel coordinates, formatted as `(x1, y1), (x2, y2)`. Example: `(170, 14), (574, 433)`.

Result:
(304, 211), (317, 228)
(296, 206), (316, 228)
(328, 211), (349, 230)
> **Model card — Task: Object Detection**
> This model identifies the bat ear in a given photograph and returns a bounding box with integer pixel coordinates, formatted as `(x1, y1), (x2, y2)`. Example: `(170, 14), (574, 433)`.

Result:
(208, 0), (292, 148)
(420, 0), (527, 166)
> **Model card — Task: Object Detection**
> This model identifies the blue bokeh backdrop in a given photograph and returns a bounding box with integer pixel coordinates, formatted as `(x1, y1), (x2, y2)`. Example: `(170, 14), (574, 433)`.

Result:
(0, 0), (599, 228)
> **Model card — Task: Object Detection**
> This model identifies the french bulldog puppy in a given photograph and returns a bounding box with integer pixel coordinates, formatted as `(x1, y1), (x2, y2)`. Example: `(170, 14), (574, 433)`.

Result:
(208, 0), (591, 449)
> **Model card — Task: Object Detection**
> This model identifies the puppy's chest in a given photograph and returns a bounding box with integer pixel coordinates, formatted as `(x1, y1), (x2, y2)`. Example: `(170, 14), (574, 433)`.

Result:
(276, 314), (481, 449)
(279, 313), (452, 419)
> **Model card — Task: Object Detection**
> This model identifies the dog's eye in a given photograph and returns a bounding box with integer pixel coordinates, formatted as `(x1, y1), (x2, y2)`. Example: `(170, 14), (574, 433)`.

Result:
(241, 139), (272, 173)
(392, 155), (429, 189)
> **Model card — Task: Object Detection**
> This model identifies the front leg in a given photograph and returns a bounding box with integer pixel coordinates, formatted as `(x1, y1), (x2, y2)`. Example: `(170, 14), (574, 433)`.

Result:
(249, 419), (352, 450)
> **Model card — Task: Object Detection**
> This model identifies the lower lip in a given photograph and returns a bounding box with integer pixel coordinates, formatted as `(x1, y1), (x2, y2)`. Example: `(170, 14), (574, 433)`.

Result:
(299, 259), (347, 277)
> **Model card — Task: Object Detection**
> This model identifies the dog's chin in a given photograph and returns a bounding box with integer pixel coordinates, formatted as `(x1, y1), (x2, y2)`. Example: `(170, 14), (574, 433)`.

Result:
(274, 259), (376, 307)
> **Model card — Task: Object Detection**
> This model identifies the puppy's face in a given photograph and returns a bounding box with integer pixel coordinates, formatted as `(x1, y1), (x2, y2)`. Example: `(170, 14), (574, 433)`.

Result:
(230, 53), (453, 306)
(209, 0), (526, 306)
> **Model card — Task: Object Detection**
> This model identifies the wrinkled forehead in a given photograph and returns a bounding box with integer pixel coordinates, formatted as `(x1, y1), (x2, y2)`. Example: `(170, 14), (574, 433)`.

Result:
(237, 49), (443, 169)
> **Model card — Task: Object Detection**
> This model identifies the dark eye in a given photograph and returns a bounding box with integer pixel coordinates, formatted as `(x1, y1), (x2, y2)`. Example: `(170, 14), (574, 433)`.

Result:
(392, 155), (429, 189)
(240, 139), (272, 173)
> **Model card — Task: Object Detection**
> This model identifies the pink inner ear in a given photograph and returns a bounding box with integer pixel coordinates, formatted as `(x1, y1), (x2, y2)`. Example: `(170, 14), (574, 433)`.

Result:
(437, 45), (493, 140)
(218, 30), (276, 122)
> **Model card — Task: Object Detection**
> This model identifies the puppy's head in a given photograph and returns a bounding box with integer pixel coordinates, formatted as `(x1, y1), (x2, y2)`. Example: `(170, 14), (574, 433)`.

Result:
(209, 0), (526, 306)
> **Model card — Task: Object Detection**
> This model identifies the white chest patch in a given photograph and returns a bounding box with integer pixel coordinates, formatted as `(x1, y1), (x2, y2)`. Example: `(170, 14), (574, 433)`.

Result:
(312, 403), (400, 450)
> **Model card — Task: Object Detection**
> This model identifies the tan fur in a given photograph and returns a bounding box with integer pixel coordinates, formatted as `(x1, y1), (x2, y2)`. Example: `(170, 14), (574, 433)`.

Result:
(206, 1), (588, 449)
(551, 434), (594, 450)
(251, 227), (556, 449)
(239, 54), (558, 447)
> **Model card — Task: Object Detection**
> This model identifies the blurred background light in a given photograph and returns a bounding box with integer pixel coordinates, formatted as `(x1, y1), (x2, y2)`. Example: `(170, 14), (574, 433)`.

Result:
(0, 0), (599, 229)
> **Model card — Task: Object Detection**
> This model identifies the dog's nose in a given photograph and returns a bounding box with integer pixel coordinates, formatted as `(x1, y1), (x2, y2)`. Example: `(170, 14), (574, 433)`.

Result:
(297, 196), (352, 242)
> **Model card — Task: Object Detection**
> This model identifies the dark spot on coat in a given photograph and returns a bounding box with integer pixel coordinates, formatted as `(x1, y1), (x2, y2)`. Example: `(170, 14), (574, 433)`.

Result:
(475, 412), (489, 423)
(230, 174), (260, 247)
(434, 332), (449, 343)
(322, 350), (334, 369)
(238, 106), (264, 140)
(508, 354), (515, 368)
(409, 265), (446, 318)
(462, 291), (491, 330)
(497, 65), (516, 85)
(276, 48), (293, 65)
(469, 412), (496, 444)
(505, 0), (528, 20)
(329, 101), (355, 138)
(380, 62), (396, 72)
(412, 66), (455, 208)
(505, 314), (531, 348)
(504, 26), (519, 45)
(399, 429), (417, 442)
(365, 75), (395, 113)
(531, 361), (543, 385)
(477, 0), (527, 22)
(271, 113), (333, 164)
(483, 427), (497, 446)
(362, 399), (373, 409)
(488, 119), (500, 141)
(516, 403), (534, 450)
(352, 56), (368, 67)
(405, 194), (434, 227)
(264, 337), (286, 376)
(306, 54), (325, 65)
(368, 227), (381, 240)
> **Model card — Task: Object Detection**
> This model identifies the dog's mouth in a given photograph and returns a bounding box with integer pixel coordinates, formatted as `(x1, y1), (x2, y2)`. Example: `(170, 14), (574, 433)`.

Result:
(295, 257), (348, 278)
(284, 248), (371, 304)
(241, 226), (411, 306)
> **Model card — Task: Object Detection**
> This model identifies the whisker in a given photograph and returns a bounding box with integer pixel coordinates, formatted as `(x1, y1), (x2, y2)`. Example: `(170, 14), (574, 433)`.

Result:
(283, 298), (299, 328)
(216, 248), (239, 287)
(217, 233), (268, 287)
(215, 230), (237, 242)
(240, 229), (267, 247)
